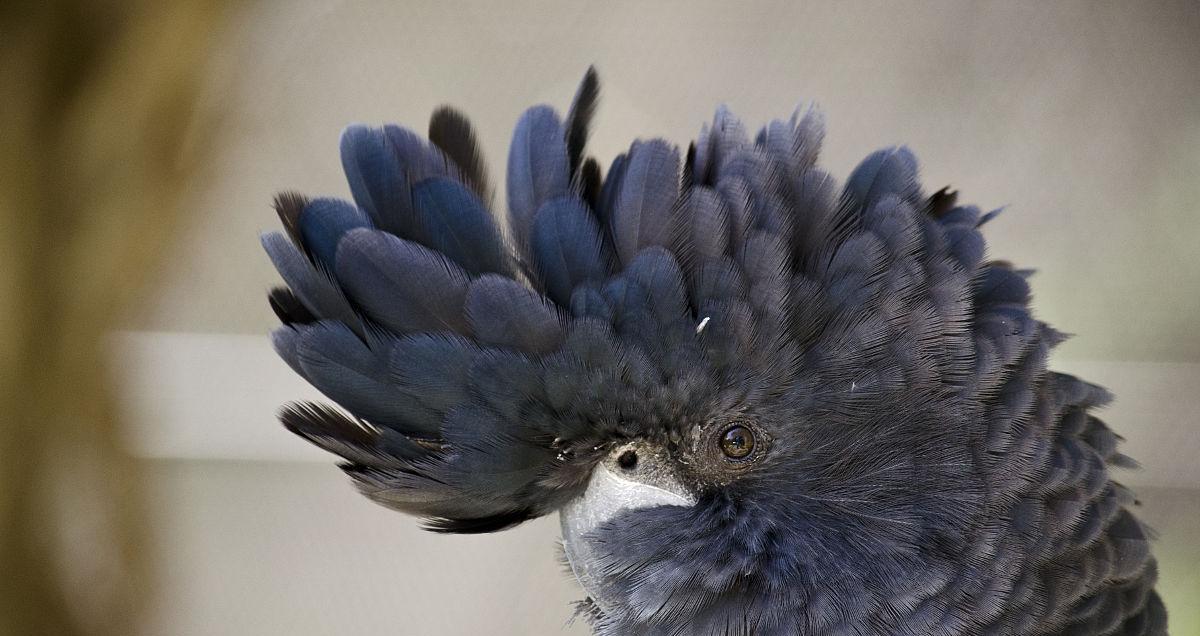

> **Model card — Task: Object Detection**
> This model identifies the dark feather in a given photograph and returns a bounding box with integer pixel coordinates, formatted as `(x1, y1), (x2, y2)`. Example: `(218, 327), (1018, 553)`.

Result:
(280, 400), (375, 447)
(577, 156), (602, 211)
(927, 186), (958, 219)
(424, 509), (535, 534)
(272, 191), (309, 252)
(682, 142), (697, 190)
(428, 106), (492, 202)
(279, 401), (430, 465)
(268, 286), (317, 325)
(565, 66), (600, 178)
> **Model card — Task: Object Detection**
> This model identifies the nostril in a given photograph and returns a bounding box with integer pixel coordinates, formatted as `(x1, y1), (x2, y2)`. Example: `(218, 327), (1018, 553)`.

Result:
(617, 450), (638, 471)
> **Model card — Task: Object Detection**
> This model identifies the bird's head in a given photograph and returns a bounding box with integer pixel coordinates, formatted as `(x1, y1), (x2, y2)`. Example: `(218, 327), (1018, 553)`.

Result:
(549, 244), (989, 631)
(265, 69), (1039, 633)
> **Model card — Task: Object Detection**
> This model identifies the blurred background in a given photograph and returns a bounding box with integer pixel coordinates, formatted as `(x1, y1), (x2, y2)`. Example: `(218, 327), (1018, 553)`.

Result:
(3, 1), (1198, 634)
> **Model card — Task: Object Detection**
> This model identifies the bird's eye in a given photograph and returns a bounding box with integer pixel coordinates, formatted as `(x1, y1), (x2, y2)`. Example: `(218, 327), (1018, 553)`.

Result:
(719, 425), (755, 459)
(617, 449), (638, 471)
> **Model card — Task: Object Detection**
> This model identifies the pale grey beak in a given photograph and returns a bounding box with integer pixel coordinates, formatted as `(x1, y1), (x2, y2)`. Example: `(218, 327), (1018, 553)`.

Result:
(559, 442), (696, 613)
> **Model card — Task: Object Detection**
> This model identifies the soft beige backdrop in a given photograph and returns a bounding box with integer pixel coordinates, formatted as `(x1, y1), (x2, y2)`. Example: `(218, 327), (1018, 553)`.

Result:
(119, 1), (1200, 634)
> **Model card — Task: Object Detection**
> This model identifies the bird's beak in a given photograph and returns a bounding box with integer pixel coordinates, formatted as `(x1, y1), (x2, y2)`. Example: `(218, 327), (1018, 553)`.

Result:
(559, 442), (696, 613)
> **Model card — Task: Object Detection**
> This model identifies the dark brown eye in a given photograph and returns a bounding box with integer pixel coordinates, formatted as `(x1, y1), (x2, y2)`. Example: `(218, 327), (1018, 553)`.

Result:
(719, 425), (755, 459)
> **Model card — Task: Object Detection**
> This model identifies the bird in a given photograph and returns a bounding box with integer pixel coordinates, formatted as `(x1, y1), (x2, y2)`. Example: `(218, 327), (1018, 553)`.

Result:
(261, 68), (1168, 635)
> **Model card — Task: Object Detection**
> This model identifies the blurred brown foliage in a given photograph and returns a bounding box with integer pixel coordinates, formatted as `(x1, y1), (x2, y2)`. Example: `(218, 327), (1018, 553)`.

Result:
(0, 1), (225, 634)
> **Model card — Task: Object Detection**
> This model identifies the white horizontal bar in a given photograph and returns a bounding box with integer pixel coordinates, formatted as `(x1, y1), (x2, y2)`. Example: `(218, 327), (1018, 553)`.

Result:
(112, 330), (328, 462)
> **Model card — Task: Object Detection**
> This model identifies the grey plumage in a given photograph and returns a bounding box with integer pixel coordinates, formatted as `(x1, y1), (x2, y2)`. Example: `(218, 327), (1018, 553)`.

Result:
(333, 228), (470, 334)
(297, 197), (370, 269)
(466, 274), (564, 355)
(531, 195), (613, 305)
(260, 69), (1168, 635)
(596, 153), (627, 230)
(281, 321), (430, 432)
(261, 231), (362, 335)
(609, 139), (681, 266)
(670, 186), (730, 268)
(507, 105), (571, 258)
(410, 177), (512, 276)
(340, 125), (415, 237)
(844, 146), (923, 211)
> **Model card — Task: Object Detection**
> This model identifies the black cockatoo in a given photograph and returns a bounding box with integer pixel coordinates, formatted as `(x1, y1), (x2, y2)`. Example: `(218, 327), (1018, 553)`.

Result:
(261, 69), (1167, 634)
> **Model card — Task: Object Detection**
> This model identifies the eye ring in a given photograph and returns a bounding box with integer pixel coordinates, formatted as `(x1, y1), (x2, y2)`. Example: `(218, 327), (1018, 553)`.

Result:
(718, 424), (755, 460)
